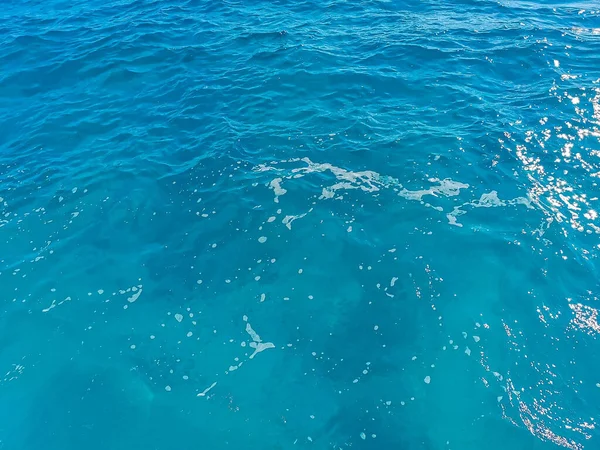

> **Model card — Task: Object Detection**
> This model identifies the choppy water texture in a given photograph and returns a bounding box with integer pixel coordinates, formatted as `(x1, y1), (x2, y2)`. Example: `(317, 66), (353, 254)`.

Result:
(1, 0), (600, 449)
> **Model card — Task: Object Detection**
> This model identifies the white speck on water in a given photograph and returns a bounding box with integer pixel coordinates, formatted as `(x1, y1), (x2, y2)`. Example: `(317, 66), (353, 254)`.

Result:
(353, 379), (359, 384)
(374, 325), (379, 331)
(165, 385), (171, 392)
(390, 277), (398, 287)
(130, 344), (136, 350)
(473, 336), (480, 343)
(462, 331), (467, 339)
(197, 279), (203, 284)
(308, 295), (314, 300)
(465, 347), (472, 356)
(298, 269), (303, 274)
(258, 236), (267, 243)
(412, 356), (417, 361)
(260, 293), (266, 302)
(497, 396), (503, 402)
(385, 400), (392, 406)
(310, 415), (315, 419)
(554, 59), (560, 67)
(98, 289), (104, 295)
(360, 432), (366, 440)
(187, 331), (193, 337)
(424, 376), (431, 384)
(211, 243), (217, 248)
(267, 216), (276, 222)
(150, 335), (155, 340)
(347, 226), (352, 232)
(175, 313), (183, 323)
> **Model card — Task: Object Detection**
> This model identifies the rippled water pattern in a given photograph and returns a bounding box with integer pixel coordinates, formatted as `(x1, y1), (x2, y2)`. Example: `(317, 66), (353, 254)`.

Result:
(1, 0), (600, 449)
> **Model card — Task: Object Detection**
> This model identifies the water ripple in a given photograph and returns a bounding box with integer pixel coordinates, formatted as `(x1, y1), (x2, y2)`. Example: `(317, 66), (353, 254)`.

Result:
(1, 1), (600, 449)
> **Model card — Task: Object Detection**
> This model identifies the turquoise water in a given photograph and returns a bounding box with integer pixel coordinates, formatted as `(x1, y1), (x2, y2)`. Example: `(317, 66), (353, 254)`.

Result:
(1, 0), (600, 449)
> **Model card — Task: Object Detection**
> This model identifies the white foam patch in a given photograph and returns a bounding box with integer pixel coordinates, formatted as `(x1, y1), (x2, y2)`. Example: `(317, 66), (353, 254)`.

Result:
(398, 178), (469, 201)
(197, 381), (217, 397)
(42, 296), (71, 313)
(243, 315), (275, 359)
(249, 341), (275, 359)
(245, 322), (261, 342)
(269, 178), (287, 203)
(127, 288), (143, 303)
(447, 191), (531, 227)
(424, 376), (431, 384)
(255, 158), (532, 228)
(282, 212), (307, 230)
(175, 313), (183, 323)
(258, 236), (267, 243)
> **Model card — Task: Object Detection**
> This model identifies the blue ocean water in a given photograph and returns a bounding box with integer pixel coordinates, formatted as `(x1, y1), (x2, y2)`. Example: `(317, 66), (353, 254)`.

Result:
(1, 0), (600, 448)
